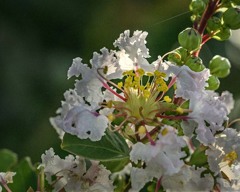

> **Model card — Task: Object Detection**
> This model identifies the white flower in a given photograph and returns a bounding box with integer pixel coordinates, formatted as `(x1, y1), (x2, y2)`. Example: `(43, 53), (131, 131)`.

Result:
(216, 176), (240, 191)
(160, 62), (210, 99)
(62, 105), (108, 141)
(161, 165), (214, 192)
(41, 148), (114, 192)
(129, 126), (186, 191)
(206, 128), (240, 176)
(74, 66), (104, 107)
(0, 171), (16, 184)
(114, 30), (156, 72)
(50, 89), (85, 139)
(91, 47), (121, 79)
(183, 91), (230, 145)
(219, 91), (234, 113)
(67, 57), (85, 79)
(114, 30), (150, 59)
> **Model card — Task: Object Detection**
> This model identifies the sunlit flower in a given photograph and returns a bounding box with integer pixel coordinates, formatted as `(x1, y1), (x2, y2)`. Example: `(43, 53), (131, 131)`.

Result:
(41, 148), (114, 192)
(161, 165), (214, 191)
(129, 126), (186, 191)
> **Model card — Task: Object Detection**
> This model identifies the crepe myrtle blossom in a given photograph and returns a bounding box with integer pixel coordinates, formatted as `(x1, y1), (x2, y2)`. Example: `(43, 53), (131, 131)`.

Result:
(41, 148), (114, 192)
(129, 126), (186, 192)
(160, 61), (234, 145)
(181, 91), (234, 145)
(206, 128), (240, 191)
(161, 165), (214, 192)
(0, 172), (16, 192)
(51, 30), (191, 142)
(50, 89), (108, 141)
(159, 62), (210, 100)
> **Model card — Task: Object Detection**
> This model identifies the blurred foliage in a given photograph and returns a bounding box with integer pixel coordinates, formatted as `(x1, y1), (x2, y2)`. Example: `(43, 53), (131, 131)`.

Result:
(0, 0), (239, 163)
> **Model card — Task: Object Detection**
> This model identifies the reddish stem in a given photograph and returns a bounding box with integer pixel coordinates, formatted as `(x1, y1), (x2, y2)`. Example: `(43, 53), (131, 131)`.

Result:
(146, 130), (156, 145)
(197, 0), (220, 35)
(193, 0), (220, 57)
(155, 177), (162, 192)
(102, 81), (126, 101)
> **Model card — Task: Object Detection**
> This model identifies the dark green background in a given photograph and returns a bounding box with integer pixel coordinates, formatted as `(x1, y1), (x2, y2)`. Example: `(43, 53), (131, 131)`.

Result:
(0, 0), (239, 163)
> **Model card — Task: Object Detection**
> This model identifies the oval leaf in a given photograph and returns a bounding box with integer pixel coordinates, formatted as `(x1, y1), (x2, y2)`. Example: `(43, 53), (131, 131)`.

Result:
(0, 149), (18, 171)
(61, 130), (130, 161)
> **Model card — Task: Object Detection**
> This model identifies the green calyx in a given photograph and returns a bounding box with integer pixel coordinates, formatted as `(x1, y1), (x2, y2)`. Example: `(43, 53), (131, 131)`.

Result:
(178, 28), (202, 51)
(209, 55), (231, 78)
(168, 47), (189, 65)
(206, 75), (220, 90)
(223, 7), (240, 30)
(189, 0), (206, 14)
(185, 56), (205, 72)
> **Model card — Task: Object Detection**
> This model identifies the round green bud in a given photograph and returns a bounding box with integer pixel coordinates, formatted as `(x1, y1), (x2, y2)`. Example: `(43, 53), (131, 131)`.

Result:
(189, 0), (206, 14)
(168, 47), (189, 66)
(223, 8), (240, 30)
(212, 26), (231, 41)
(178, 28), (202, 51)
(185, 56), (205, 72)
(209, 55), (231, 78)
(206, 16), (222, 33)
(206, 75), (220, 90)
(168, 52), (182, 65)
(176, 47), (189, 61)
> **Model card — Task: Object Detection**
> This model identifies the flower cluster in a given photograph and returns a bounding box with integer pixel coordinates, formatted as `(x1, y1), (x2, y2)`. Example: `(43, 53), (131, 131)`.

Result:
(48, 28), (239, 191)
(40, 148), (113, 191)
(1, 0), (239, 191)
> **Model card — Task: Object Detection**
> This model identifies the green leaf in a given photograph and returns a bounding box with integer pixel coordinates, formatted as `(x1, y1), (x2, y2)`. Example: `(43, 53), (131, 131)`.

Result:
(101, 157), (129, 172)
(10, 157), (37, 191)
(0, 149), (18, 171)
(61, 130), (130, 162)
(189, 146), (208, 167)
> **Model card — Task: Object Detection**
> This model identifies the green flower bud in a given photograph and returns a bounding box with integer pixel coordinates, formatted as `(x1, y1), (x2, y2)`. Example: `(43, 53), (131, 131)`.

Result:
(206, 16), (222, 33)
(185, 56), (205, 72)
(189, 0), (206, 14)
(168, 52), (182, 65)
(168, 47), (189, 66)
(212, 26), (231, 41)
(231, 0), (240, 5)
(176, 47), (189, 61)
(178, 28), (202, 51)
(223, 8), (240, 30)
(206, 75), (220, 90)
(209, 55), (231, 78)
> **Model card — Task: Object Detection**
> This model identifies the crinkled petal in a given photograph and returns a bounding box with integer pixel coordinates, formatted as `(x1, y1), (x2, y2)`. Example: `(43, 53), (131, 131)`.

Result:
(63, 106), (108, 141)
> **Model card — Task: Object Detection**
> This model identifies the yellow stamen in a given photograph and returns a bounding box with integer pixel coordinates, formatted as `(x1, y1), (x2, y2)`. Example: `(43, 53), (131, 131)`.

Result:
(164, 96), (172, 103)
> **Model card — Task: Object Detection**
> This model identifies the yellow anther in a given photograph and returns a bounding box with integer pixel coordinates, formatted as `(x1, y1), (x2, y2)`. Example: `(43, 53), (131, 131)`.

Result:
(136, 68), (145, 76)
(103, 66), (108, 74)
(143, 90), (150, 98)
(106, 100), (113, 108)
(154, 70), (166, 78)
(224, 151), (238, 163)
(139, 85), (145, 91)
(164, 96), (172, 103)
(176, 107), (184, 114)
(154, 70), (162, 77)
(138, 126), (146, 135)
(157, 84), (168, 92)
(161, 128), (168, 136)
(107, 114), (115, 122)
(134, 76), (140, 82)
(117, 82), (123, 89)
